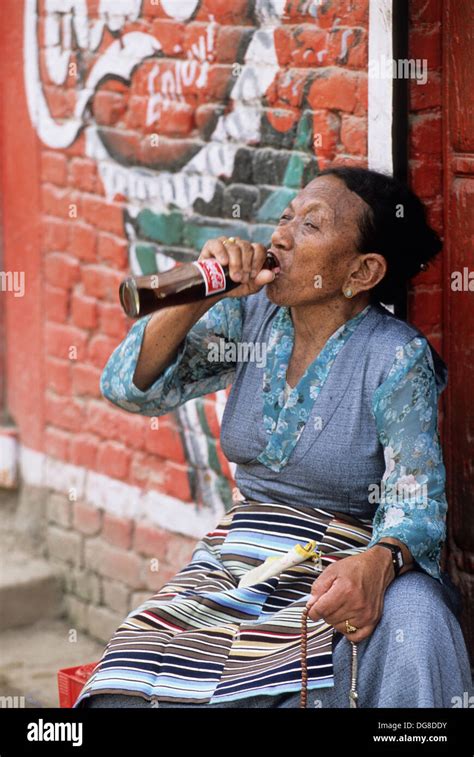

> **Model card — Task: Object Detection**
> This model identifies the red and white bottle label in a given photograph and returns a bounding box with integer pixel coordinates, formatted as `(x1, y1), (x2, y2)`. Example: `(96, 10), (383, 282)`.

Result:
(193, 259), (226, 296)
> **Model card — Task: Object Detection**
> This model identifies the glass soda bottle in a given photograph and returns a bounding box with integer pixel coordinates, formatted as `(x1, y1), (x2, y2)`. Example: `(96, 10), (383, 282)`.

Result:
(118, 250), (280, 318)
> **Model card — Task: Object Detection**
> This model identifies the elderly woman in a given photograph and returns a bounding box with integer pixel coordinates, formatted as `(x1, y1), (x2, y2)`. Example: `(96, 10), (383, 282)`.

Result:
(75, 167), (473, 709)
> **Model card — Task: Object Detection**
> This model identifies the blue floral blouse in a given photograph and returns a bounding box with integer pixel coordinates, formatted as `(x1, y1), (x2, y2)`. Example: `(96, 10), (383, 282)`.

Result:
(100, 298), (448, 583)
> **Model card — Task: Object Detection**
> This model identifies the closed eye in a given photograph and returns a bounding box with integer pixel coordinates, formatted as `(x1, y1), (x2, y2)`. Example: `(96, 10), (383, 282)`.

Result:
(304, 221), (319, 230)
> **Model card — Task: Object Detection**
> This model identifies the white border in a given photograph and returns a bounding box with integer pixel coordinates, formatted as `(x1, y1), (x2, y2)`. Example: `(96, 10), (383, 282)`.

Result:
(368, 0), (394, 174)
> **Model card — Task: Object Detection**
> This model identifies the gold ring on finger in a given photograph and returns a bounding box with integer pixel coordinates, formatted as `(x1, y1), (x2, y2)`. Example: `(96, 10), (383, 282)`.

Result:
(345, 620), (358, 634)
(224, 236), (236, 245)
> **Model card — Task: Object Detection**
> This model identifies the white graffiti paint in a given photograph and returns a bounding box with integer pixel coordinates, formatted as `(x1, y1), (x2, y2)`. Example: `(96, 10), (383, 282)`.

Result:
(160, 0), (200, 22)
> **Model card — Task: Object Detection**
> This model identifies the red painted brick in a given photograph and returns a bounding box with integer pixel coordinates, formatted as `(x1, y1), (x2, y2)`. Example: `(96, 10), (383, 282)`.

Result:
(45, 322), (88, 361)
(266, 107), (300, 135)
(215, 25), (247, 64)
(92, 90), (127, 126)
(150, 102), (195, 137)
(266, 69), (308, 109)
(72, 363), (102, 398)
(45, 392), (86, 432)
(43, 84), (76, 119)
(312, 110), (340, 159)
(88, 334), (119, 369)
(150, 20), (185, 55)
(327, 28), (368, 68)
(199, 0), (251, 24)
(103, 513), (133, 549)
(202, 65), (232, 101)
(69, 158), (99, 193)
(340, 114), (367, 156)
(289, 26), (330, 68)
(71, 291), (98, 330)
(45, 357), (72, 395)
(41, 218), (70, 252)
(142, 0), (168, 18)
(41, 150), (68, 186)
(146, 455), (167, 490)
(129, 451), (153, 487)
(134, 522), (169, 559)
(44, 426), (71, 460)
(145, 422), (186, 464)
(98, 302), (129, 340)
(81, 265), (124, 300)
(42, 184), (81, 220)
(86, 400), (147, 449)
(164, 461), (192, 502)
(353, 76), (367, 117)
(330, 154), (368, 168)
(70, 223), (97, 262)
(44, 284), (69, 322)
(63, 131), (86, 158)
(308, 70), (360, 113)
(97, 234), (129, 269)
(70, 433), (100, 468)
(317, 0), (369, 27)
(45, 252), (81, 289)
(73, 500), (102, 535)
(81, 195), (125, 235)
(97, 441), (132, 480)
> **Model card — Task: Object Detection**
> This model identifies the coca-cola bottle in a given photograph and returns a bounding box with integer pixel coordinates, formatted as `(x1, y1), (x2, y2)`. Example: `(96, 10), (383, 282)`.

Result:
(119, 251), (280, 318)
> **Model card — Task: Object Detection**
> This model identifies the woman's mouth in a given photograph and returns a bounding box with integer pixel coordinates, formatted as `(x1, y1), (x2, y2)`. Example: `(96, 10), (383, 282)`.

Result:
(266, 248), (283, 273)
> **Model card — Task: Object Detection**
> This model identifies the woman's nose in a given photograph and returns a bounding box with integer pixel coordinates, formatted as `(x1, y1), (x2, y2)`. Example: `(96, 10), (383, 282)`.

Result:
(270, 224), (293, 252)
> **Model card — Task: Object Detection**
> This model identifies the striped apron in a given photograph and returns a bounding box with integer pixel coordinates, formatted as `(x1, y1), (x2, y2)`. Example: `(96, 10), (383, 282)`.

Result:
(74, 500), (373, 707)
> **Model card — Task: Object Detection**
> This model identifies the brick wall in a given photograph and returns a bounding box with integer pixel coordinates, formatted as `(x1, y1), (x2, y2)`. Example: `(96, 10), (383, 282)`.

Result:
(1, 0), (448, 644)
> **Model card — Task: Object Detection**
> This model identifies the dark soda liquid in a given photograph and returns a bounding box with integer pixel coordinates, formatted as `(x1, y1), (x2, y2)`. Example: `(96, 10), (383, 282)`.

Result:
(119, 252), (279, 318)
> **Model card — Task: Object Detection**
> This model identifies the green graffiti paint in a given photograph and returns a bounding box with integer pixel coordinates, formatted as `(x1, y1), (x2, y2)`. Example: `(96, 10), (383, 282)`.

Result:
(183, 221), (248, 251)
(135, 244), (158, 274)
(137, 209), (184, 245)
(256, 188), (297, 223)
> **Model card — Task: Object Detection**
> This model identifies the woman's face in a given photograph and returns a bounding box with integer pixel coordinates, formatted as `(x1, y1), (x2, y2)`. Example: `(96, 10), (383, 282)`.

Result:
(266, 174), (371, 307)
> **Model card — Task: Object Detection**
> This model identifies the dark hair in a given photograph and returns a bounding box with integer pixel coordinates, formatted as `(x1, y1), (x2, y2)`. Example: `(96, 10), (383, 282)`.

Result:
(317, 166), (442, 305)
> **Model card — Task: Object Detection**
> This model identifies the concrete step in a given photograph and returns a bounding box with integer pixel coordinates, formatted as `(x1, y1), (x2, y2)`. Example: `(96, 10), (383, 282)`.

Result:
(0, 547), (63, 631)
(0, 617), (105, 707)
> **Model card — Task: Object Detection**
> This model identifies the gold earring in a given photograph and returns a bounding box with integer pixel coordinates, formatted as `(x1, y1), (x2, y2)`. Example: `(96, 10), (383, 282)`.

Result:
(344, 288), (353, 298)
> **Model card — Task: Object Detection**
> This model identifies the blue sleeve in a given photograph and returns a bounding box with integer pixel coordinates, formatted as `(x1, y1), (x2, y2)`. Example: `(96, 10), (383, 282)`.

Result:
(366, 336), (448, 583)
(99, 297), (244, 416)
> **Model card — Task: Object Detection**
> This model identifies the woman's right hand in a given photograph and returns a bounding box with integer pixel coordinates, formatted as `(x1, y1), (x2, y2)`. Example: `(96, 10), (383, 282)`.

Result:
(198, 236), (279, 298)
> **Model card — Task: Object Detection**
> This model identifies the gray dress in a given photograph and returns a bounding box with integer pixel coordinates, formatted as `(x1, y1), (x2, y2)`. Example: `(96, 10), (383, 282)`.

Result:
(86, 293), (473, 708)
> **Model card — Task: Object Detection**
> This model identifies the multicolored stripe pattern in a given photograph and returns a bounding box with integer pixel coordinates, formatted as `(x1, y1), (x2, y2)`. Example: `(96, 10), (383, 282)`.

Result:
(74, 501), (373, 707)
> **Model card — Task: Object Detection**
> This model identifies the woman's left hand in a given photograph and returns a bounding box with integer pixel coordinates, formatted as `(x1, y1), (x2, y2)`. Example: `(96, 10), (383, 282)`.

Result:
(306, 547), (396, 642)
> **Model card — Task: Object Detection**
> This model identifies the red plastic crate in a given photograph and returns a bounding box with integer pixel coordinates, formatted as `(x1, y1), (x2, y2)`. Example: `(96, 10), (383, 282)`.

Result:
(57, 662), (100, 708)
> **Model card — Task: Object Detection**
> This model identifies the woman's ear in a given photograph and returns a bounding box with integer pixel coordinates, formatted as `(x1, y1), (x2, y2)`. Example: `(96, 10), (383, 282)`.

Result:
(348, 252), (387, 295)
